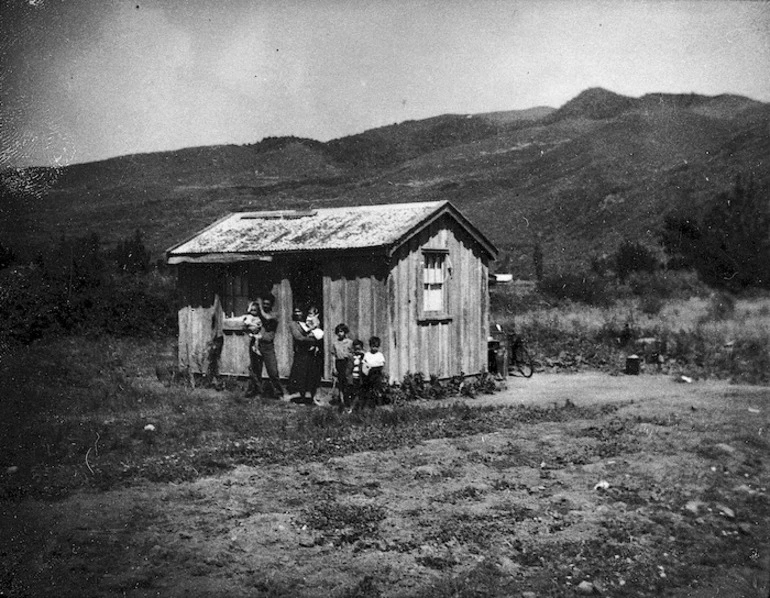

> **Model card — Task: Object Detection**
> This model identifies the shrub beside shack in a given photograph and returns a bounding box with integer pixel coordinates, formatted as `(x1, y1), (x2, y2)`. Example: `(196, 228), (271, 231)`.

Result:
(166, 201), (498, 384)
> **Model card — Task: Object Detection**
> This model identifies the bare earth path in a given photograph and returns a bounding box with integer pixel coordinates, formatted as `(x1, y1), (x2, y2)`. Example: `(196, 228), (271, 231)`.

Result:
(473, 372), (743, 408)
(4, 373), (770, 597)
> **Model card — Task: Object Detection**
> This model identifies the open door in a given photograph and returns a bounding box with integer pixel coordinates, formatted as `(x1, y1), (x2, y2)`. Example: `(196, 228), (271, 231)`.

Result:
(288, 260), (323, 320)
(287, 259), (326, 381)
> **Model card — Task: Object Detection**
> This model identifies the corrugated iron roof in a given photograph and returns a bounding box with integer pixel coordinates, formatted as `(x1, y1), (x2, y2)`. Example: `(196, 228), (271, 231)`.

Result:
(169, 201), (454, 256)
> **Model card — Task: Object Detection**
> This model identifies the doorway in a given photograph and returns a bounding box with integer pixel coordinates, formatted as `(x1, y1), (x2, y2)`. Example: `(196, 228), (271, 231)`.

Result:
(288, 260), (323, 321)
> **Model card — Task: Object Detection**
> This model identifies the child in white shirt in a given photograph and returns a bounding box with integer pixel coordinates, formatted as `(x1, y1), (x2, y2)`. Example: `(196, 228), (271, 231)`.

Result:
(362, 336), (386, 406)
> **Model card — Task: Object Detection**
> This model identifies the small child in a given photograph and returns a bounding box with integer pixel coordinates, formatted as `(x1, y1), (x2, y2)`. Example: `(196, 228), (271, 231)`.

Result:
(331, 323), (353, 409)
(306, 305), (320, 327)
(300, 306), (324, 340)
(345, 339), (366, 413)
(242, 302), (263, 356)
(362, 336), (386, 407)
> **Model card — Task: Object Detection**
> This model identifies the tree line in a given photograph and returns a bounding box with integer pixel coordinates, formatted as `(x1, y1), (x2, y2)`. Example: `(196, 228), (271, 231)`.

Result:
(0, 230), (176, 345)
(516, 175), (769, 305)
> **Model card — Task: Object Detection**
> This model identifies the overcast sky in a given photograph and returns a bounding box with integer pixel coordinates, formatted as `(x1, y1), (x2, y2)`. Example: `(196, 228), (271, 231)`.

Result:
(2, 0), (769, 168)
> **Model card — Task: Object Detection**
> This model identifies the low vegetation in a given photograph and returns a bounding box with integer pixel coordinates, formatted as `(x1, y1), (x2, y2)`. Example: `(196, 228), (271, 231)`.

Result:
(492, 282), (770, 385)
(2, 334), (768, 597)
(0, 335), (509, 501)
(490, 177), (770, 384)
(0, 230), (177, 344)
(661, 175), (770, 292)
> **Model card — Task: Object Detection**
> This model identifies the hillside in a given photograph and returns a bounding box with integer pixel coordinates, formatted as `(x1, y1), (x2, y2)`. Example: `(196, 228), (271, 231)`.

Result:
(1, 89), (768, 276)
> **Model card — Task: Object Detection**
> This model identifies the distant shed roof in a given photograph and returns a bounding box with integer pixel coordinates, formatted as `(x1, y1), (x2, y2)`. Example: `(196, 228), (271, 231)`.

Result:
(167, 201), (496, 263)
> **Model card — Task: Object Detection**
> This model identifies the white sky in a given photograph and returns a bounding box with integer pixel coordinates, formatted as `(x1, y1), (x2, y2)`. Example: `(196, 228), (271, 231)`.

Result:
(1, 0), (769, 167)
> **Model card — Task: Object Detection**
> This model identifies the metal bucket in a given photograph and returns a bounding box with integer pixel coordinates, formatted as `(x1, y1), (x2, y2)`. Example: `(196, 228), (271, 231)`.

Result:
(625, 355), (641, 375)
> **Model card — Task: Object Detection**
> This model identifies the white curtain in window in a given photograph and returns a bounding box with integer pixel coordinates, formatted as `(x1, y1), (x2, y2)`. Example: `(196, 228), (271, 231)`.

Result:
(423, 253), (444, 311)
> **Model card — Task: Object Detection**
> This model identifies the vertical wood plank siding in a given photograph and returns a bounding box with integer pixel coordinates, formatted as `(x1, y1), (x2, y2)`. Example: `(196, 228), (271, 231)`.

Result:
(323, 257), (389, 381)
(177, 298), (221, 373)
(176, 214), (491, 382)
(274, 275), (293, 378)
(385, 214), (489, 381)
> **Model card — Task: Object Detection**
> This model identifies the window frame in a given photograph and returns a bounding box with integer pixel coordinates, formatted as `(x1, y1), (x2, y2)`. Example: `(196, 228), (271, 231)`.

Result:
(221, 264), (250, 317)
(418, 248), (452, 323)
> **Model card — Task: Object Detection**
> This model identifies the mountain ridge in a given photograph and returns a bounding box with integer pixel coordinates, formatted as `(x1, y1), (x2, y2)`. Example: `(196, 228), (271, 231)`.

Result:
(1, 88), (767, 276)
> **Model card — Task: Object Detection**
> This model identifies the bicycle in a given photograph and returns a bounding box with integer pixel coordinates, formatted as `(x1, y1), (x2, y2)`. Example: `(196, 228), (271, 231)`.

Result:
(488, 325), (535, 378)
(508, 332), (534, 378)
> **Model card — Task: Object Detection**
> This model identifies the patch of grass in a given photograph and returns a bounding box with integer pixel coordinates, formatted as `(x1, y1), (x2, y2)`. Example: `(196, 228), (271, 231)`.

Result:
(339, 576), (383, 598)
(438, 484), (488, 503)
(301, 501), (385, 546)
(414, 559), (515, 598)
(245, 573), (303, 598)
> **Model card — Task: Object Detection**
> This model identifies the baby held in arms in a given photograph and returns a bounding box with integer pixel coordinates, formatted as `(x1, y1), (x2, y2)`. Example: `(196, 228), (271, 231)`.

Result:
(301, 306), (324, 340)
(242, 304), (263, 355)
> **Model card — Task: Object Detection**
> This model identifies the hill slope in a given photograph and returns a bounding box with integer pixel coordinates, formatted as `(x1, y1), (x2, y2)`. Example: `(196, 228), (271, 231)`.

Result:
(1, 89), (768, 276)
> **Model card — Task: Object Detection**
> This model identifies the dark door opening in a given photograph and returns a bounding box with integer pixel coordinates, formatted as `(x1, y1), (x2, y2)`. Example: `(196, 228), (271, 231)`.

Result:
(288, 260), (323, 321)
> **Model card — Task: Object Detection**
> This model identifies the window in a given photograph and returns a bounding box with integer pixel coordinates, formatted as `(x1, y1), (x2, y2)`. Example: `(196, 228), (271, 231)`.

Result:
(222, 266), (249, 316)
(422, 251), (446, 313)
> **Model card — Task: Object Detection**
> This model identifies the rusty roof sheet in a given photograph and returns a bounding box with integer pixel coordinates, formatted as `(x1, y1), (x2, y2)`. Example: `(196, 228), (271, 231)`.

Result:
(169, 201), (451, 256)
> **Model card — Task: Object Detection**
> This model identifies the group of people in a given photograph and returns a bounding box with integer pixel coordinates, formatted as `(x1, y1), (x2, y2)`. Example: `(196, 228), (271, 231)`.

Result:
(330, 324), (386, 412)
(241, 295), (386, 410)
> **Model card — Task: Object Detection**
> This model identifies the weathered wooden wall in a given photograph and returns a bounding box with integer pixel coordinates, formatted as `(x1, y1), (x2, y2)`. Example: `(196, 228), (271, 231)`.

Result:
(176, 216), (491, 383)
(387, 214), (489, 381)
(219, 331), (251, 375)
(177, 295), (222, 373)
(177, 263), (294, 377)
(323, 257), (390, 381)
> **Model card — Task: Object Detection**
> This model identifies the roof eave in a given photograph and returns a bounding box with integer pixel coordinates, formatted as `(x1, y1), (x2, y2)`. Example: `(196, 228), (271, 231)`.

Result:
(164, 212), (237, 263)
(167, 245), (392, 264)
(387, 201), (498, 260)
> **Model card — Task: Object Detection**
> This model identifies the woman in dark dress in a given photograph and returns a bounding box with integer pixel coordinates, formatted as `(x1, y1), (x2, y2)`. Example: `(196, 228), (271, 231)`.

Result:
(288, 307), (324, 403)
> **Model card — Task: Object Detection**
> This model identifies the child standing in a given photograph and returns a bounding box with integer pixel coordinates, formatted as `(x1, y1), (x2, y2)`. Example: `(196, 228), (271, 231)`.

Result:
(361, 336), (386, 407)
(344, 339), (366, 413)
(331, 323), (353, 410)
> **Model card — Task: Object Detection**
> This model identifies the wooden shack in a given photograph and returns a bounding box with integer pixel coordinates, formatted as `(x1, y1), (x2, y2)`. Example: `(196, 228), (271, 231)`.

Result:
(166, 201), (497, 383)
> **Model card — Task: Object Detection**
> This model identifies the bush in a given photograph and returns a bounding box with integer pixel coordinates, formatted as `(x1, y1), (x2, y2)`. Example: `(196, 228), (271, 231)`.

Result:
(0, 232), (177, 345)
(112, 229), (151, 274)
(638, 294), (665, 316)
(700, 292), (736, 322)
(490, 282), (552, 316)
(661, 175), (770, 292)
(0, 239), (15, 270)
(614, 241), (658, 282)
(382, 372), (497, 404)
(627, 270), (710, 301)
(537, 271), (611, 306)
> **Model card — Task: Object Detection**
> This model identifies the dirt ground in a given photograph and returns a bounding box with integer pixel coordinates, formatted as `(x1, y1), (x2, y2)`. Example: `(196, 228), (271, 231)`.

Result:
(3, 372), (770, 597)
